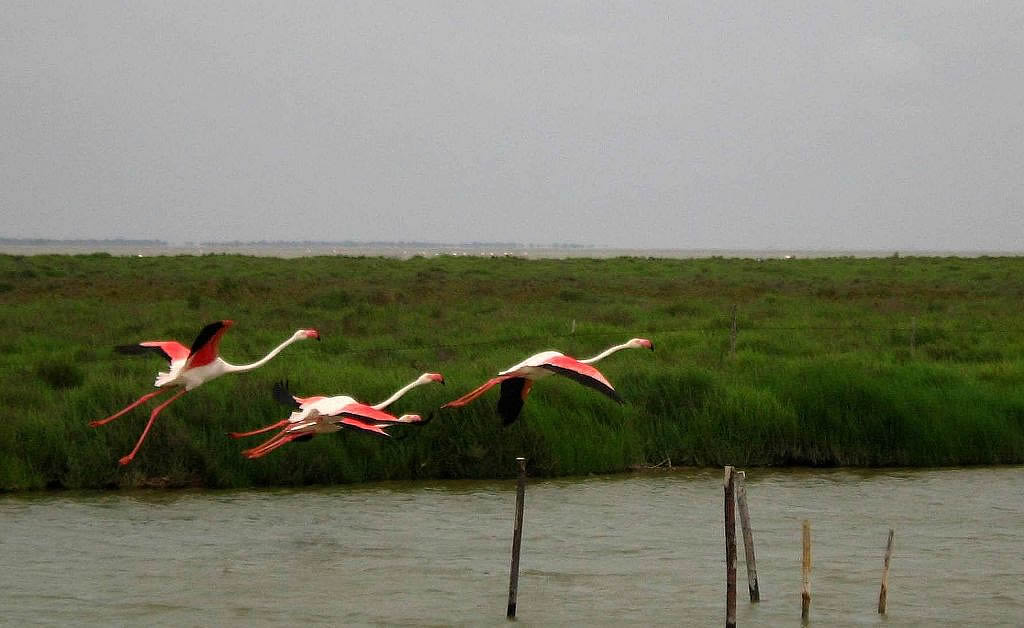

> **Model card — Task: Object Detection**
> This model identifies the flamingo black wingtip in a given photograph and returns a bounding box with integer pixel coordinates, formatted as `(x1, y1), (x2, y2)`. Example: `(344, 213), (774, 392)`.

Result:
(500, 409), (522, 426)
(115, 343), (168, 360)
(272, 380), (301, 410)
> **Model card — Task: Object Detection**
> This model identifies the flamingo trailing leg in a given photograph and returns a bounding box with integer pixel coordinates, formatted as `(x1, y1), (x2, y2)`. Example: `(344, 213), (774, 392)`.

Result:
(231, 372), (444, 458)
(92, 320), (320, 465)
(443, 338), (653, 424)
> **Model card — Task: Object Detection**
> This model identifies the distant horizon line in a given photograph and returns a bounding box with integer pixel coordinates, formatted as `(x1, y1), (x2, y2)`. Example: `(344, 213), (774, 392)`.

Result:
(2, 235), (1024, 257)
(0, 236), (1021, 256)
(0, 236), (595, 248)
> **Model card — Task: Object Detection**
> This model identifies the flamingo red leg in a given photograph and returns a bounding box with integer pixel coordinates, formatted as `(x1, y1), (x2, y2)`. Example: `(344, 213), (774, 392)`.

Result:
(90, 388), (170, 427)
(118, 388), (188, 466)
(227, 419), (290, 439)
(244, 432), (302, 459)
(241, 428), (291, 456)
(442, 376), (511, 408)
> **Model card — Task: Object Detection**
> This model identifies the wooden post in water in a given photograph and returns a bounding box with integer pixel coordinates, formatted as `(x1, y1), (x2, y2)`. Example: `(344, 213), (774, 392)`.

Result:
(724, 466), (737, 628)
(801, 520), (812, 622)
(735, 471), (760, 602)
(878, 528), (894, 614)
(507, 457), (527, 619)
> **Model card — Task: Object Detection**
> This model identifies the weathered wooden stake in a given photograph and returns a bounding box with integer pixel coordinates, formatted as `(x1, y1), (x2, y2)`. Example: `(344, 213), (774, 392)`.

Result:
(724, 466), (737, 628)
(801, 520), (812, 622)
(878, 528), (894, 614)
(735, 471), (760, 602)
(729, 305), (738, 356)
(507, 457), (527, 619)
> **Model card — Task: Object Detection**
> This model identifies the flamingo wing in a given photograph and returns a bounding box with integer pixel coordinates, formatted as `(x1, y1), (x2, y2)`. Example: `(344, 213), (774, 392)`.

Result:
(540, 356), (623, 403)
(284, 419), (320, 434)
(185, 320), (232, 369)
(116, 341), (190, 364)
(336, 416), (393, 437)
(332, 402), (406, 424)
(497, 378), (534, 425)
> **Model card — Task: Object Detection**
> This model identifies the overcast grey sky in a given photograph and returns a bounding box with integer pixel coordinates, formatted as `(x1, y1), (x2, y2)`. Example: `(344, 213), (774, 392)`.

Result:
(2, 2), (1022, 251)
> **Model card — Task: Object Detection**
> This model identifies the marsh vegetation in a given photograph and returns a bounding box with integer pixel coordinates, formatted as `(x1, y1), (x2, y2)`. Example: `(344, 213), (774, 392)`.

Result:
(1, 253), (1022, 489)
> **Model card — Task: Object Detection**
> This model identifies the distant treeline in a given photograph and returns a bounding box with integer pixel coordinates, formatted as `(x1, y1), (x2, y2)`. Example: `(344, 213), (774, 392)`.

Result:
(2, 237), (594, 249)
(200, 239), (594, 249)
(1, 237), (167, 246)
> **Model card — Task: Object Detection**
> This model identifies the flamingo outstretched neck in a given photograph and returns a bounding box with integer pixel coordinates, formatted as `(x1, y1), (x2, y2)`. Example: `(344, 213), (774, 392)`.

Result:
(373, 372), (444, 409)
(219, 329), (321, 374)
(579, 338), (654, 364)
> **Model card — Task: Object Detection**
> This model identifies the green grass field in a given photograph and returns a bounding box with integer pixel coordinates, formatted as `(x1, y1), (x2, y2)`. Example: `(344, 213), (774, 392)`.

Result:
(1, 253), (1023, 490)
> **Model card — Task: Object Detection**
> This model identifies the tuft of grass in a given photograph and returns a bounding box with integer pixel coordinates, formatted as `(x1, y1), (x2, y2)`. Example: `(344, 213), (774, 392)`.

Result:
(35, 360), (85, 390)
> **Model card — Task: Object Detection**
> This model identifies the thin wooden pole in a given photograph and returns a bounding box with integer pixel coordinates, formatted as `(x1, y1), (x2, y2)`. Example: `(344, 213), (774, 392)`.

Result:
(725, 466), (737, 628)
(801, 520), (812, 622)
(735, 471), (760, 602)
(507, 457), (527, 619)
(878, 528), (895, 614)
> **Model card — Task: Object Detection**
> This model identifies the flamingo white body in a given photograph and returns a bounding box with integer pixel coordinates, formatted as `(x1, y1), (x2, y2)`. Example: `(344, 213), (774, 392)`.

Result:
(91, 320), (320, 465)
(443, 338), (653, 424)
(232, 372), (444, 458)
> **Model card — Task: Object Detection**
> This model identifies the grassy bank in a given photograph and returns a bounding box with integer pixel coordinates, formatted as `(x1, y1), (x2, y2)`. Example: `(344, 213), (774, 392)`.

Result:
(1, 253), (1023, 490)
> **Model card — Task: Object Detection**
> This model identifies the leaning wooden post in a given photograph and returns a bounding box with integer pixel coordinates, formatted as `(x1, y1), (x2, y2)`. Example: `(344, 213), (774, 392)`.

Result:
(878, 528), (894, 614)
(801, 520), (812, 622)
(724, 466), (737, 628)
(507, 457), (527, 619)
(735, 471), (760, 602)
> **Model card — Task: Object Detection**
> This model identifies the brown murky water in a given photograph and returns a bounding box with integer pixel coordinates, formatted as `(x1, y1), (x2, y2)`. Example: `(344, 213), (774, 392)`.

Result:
(2, 467), (1022, 626)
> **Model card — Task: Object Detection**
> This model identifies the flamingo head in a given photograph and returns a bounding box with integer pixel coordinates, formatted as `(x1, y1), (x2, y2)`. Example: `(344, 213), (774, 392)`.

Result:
(628, 338), (654, 351)
(297, 328), (321, 341)
(221, 319), (235, 328)
(395, 413), (424, 423)
(420, 372), (445, 385)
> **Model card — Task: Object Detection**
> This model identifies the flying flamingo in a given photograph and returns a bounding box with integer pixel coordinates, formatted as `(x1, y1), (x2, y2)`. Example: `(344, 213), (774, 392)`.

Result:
(442, 338), (653, 424)
(91, 320), (320, 465)
(230, 372), (445, 458)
